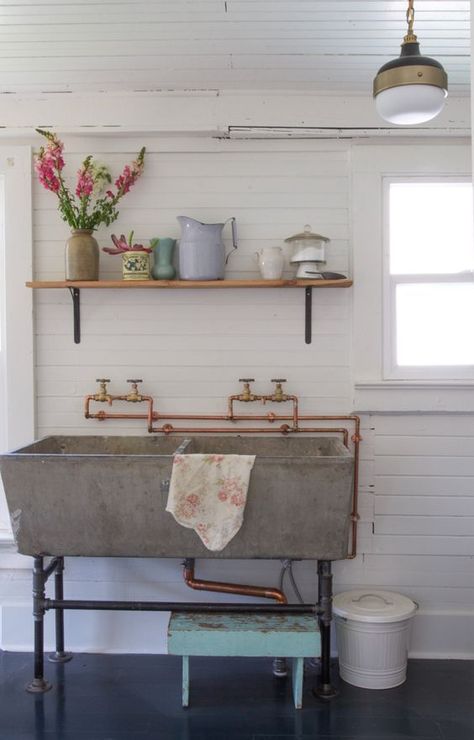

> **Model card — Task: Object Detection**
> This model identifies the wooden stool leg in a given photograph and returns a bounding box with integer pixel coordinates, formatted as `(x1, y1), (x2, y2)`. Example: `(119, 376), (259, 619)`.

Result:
(292, 658), (304, 709)
(182, 656), (189, 708)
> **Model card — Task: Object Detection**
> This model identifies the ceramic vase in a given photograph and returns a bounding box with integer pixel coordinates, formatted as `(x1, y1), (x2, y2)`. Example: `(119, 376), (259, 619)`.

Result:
(122, 251), (150, 280)
(151, 237), (176, 280)
(65, 229), (99, 281)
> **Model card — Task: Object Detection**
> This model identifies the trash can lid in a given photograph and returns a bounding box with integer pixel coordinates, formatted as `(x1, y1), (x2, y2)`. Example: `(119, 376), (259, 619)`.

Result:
(333, 590), (417, 623)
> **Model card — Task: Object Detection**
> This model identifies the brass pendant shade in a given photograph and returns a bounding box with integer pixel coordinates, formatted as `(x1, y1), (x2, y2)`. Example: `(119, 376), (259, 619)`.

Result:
(373, 41), (448, 98)
(373, 1), (448, 125)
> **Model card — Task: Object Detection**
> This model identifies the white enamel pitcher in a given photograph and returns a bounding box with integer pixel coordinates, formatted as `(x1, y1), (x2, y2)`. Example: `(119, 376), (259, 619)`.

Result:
(177, 216), (238, 280)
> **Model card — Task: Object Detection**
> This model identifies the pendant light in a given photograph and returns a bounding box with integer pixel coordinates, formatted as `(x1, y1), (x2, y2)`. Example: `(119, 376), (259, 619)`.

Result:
(373, 0), (448, 125)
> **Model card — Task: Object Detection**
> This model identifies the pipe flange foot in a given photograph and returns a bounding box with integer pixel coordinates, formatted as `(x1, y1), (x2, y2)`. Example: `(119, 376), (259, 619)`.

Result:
(48, 651), (73, 663)
(312, 682), (339, 700)
(26, 678), (52, 694)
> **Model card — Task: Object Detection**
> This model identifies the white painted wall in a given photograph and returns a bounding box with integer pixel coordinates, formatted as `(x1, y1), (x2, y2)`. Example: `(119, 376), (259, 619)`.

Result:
(0, 96), (472, 659)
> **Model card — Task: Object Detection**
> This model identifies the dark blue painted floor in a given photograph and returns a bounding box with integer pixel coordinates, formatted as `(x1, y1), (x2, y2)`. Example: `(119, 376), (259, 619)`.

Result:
(0, 653), (472, 740)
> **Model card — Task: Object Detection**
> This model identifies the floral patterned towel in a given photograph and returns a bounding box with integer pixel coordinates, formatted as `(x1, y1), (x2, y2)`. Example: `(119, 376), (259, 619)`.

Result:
(166, 453), (256, 551)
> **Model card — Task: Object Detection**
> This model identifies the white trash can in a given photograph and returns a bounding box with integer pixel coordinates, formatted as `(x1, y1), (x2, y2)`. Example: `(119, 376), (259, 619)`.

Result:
(333, 589), (417, 689)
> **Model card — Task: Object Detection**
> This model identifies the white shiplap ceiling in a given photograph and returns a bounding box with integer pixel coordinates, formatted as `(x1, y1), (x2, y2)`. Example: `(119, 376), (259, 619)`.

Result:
(0, 1), (469, 95)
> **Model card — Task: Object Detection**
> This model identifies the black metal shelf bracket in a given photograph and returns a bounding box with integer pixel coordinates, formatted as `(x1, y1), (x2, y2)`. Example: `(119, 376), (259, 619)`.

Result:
(68, 287), (81, 344)
(305, 287), (312, 344)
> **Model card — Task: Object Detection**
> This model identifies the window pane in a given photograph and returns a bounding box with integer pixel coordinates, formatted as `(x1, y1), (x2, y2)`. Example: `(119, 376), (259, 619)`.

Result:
(390, 182), (474, 274)
(396, 283), (474, 366)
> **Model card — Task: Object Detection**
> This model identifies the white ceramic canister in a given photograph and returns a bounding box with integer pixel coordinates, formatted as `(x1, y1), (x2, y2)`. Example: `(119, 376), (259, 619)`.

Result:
(255, 246), (285, 280)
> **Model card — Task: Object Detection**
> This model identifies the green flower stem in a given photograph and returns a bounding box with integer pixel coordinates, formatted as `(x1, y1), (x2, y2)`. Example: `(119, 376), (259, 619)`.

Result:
(57, 171), (79, 229)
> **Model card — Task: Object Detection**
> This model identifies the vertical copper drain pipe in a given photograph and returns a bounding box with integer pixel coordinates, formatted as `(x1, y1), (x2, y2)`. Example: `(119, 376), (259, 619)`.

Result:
(183, 559), (287, 604)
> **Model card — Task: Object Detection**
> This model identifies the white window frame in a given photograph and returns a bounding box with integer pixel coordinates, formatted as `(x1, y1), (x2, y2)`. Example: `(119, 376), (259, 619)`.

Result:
(383, 175), (474, 381)
(0, 147), (34, 542)
(352, 142), (473, 412)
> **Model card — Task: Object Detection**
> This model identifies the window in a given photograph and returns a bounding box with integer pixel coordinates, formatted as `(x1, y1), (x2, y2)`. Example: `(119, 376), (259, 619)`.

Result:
(352, 143), (473, 412)
(384, 179), (474, 379)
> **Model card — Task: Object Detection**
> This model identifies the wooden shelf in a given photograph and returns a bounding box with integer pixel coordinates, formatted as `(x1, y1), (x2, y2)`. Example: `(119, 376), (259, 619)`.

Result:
(26, 278), (353, 345)
(27, 278), (352, 289)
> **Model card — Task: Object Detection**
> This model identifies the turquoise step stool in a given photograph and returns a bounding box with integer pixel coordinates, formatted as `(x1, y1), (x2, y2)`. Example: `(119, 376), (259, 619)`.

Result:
(168, 612), (321, 709)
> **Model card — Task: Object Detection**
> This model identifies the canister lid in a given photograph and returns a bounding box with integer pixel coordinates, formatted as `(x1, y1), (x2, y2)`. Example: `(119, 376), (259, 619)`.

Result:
(333, 590), (417, 623)
(284, 224), (330, 243)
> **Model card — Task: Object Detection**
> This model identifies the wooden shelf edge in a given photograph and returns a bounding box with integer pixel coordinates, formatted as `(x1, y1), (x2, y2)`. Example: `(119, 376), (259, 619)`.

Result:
(26, 278), (353, 289)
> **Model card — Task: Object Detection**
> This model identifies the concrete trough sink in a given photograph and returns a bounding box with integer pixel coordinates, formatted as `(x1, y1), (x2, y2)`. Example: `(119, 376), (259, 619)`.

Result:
(0, 435), (354, 560)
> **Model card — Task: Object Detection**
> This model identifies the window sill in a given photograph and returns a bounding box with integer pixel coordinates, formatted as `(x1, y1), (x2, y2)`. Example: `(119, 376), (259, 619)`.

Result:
(354, 382), (474, 414)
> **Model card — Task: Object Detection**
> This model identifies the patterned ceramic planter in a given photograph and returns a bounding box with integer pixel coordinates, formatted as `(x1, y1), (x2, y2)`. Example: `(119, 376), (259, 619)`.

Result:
(122, 251), (150, 280)
(65, 229), (99, 281)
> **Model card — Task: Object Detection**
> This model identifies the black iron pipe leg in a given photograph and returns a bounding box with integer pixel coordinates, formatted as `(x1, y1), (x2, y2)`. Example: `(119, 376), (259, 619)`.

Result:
(305, 287), (312, 344)
(48, 557), (72, 664)
(26, 556), (52, 693)
(313, 560), (338, 700)
(68, 287), (81, 344)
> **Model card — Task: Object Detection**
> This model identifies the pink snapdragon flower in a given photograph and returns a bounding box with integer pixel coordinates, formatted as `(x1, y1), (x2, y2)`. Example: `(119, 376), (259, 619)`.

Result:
(114, 149), (145, 196)
(34, 132), (65, 193)
(34, 156), (61, 193)
(34, 128), (146, 231)
(75, 162), (95, 198)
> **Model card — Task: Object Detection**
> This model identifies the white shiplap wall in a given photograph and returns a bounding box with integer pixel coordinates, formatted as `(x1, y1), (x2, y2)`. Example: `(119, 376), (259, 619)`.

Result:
(33, 136), (353, 440)
(0, 134), (473, 658)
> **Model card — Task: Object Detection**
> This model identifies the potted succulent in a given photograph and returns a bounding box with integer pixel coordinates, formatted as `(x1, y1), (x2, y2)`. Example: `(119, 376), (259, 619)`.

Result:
(34, 128), (145, 281)
(103, 232), (152, 280)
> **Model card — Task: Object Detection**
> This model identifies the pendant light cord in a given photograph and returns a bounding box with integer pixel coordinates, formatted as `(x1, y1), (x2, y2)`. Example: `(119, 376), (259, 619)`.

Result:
(407, 0), (414, 33)
(405, 0), (417, 42)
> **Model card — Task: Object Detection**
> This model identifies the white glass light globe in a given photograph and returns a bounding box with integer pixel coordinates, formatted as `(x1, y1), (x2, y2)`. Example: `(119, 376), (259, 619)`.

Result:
(375, 84), (447, 125)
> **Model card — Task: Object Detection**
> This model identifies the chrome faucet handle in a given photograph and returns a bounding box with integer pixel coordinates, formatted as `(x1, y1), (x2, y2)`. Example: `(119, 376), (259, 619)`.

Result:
(239, 378), (255, 383)
(126, 378), (143, 385)
(271, 378), (287, 384)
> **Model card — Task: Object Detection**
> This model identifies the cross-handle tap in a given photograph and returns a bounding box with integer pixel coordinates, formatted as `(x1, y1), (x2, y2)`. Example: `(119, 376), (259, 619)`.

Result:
(238, 378), (256, 402)
(94, 378), (111, 403)
(270, 379), (288, 402)
(126, 379), (143, 402)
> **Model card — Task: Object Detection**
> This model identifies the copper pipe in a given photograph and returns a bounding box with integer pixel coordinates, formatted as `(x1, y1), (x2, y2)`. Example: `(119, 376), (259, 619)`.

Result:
(260, 395), (299, 429)
(152, 423), (347, 437)
(228, 394), (266, 419)
(85, 394), (155, 431)
(228, 394), (298, 425)
(348, 418), (362, 559)
(183, 559), (287, 604)
(88, 411), (150, 421)
(155, 424), (294, 435)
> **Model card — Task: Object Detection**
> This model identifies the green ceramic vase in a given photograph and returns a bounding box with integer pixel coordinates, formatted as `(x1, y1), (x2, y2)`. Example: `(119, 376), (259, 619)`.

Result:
(151, 237), (176, 280)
